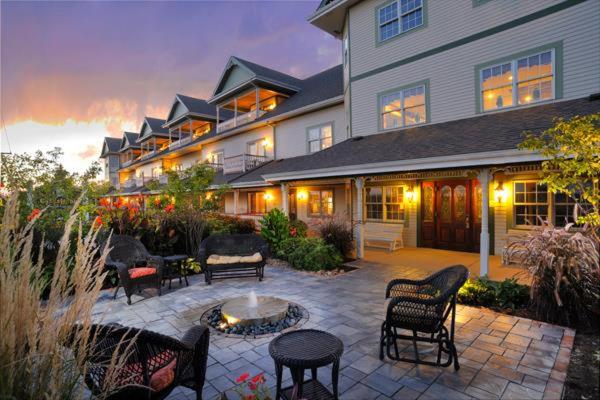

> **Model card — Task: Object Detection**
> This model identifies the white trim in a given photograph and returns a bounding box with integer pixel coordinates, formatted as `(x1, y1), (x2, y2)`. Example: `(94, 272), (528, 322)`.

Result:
(262, 149), (545, 181)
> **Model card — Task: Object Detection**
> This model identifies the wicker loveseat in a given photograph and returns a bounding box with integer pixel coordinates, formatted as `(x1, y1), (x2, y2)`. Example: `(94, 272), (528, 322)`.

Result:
(197, 234), (268, 284)
(104, 235), (164, 305)
(379, 265), (469, 370)
(72, 323), (210, 400)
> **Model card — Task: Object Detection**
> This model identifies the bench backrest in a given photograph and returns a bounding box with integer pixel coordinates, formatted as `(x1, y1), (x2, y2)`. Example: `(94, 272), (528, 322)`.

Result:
(364, 222), (404, 239)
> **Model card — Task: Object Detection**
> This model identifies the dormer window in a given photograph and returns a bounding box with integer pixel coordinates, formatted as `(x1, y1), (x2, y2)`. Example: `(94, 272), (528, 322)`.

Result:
(217, 87), (286, 132)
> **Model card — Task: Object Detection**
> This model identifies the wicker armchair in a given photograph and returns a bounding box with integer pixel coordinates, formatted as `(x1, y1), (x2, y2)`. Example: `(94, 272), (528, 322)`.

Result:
(379, 265), (469, 370)
(105, 235), (164, 305)
(73, 323), (210, 400)
(197, 234), (268, 285)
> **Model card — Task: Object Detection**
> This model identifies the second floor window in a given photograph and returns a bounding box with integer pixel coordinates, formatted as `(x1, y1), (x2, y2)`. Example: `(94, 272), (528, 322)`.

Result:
(378, 0), (423, 43)
(308, 123), (333, 153)
(209, 151), (224, 166)
(380, 84), (426, 130)
(247, 140), (267, 157)
(481, 49), (554, 112)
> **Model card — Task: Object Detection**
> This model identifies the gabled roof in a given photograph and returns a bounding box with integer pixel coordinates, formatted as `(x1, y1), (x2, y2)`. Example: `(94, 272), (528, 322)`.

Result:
(119, 132), (140, 151)
(139, 117), (169, 140)
(210, 56), (303, 103)
(232, 96), (600, 183)
(100, 137), (121, 157)
(164, 94), (226, 126)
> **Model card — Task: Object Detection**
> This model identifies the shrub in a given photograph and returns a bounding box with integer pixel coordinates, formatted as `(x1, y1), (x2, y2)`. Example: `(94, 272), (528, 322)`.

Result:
(318, 217), (354, 258)
(0, 194), (135, 399)
(504, 223), (599, 326)
(259, 209), (290, 253)
(458, 276), (530, 310)
(205, 213), (256, 236)
(496, 277), (530, 310)
(289, 219), (308, 238)
(458, 277), (497, 306)
(278, 237), (342, 271)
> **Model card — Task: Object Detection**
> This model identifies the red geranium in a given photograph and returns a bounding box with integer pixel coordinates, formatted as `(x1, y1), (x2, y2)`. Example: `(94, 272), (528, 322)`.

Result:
(236, 372), (250, 383)
(251, 373), (265, 384)
(164, 203), (175, 213)
(99, 198), (110, 207)
(27, 208), (41, 221)
(94, 216), (103, 226)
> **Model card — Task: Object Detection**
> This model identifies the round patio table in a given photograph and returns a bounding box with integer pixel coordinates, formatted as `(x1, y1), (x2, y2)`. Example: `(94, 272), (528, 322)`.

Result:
(269, 329), (343, 400)
(162, 254), (189, 289)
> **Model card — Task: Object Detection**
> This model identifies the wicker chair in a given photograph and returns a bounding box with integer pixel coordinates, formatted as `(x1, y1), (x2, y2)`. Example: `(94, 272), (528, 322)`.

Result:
(379, 265), (469, 370)
(72, 323), (210, 400)
(104, 235), (164, 305)
(197, 234), (268, 285)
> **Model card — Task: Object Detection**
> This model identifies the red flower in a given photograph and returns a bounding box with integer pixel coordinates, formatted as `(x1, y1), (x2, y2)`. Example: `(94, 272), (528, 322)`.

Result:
(236, 372), (250, 383)
(27, 208), (41, 221)
(94, 216), (103, 226)
(99, 198), (110, 207)
(114, 198), (124, 208)
(164, 204), (175, 213)
(154, 198), (162, 206)
(290, 227), (297, 237)
(247, 381), (257, 391)
(251, 373), (265, 384)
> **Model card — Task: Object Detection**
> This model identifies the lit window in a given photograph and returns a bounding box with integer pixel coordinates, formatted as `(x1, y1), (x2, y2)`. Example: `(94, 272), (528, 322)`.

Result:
(513, 181), (548, 226)
(481, 49), (554, 112)
(366, 186), (405, 221)
(308, 190), (334, 217)
(208, 151), (224, 166)
(247, 192), (266, 214)
(380, 85), (426, 130)
(378, 0), (423, 42)
(308, 123), (333, 153)
(247, 140), (267, 157)
(554, 188), (593, 227)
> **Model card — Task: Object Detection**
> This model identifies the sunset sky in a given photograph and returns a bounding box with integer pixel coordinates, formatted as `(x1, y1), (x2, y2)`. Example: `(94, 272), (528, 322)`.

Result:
(0, 0), (340, 174)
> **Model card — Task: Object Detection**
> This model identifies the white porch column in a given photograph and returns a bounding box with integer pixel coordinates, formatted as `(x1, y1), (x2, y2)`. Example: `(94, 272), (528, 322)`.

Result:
(478, 168), (491, 277)
(233, 190), (239, 216)
(354, 177), (365, 259)
(280, 183), (289, 216)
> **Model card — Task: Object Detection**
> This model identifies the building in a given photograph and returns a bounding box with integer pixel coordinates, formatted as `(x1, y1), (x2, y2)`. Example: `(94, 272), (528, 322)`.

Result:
(100, 0), (600, 275)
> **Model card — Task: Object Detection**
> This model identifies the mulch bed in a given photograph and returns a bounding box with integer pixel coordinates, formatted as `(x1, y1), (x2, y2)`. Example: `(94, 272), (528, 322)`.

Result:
(563, 327), (600, 399)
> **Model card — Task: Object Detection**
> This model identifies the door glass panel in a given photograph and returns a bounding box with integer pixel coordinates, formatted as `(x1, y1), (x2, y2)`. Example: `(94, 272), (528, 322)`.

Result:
(423, 186), (434, 222)
(454, 185), (466, 221)
(440, 186), (451, 222)
(474, 184), (482, 223)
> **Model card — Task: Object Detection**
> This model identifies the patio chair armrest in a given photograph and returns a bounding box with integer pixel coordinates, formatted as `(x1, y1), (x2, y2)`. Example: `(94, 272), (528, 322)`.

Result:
(180, 324), (210, 384)
(112, 262), (131, 285)
(148, 255), (164, 268)
(259, 244), (270, 259)
(180, 324), (210, 351)
(385, 279), (423, 298)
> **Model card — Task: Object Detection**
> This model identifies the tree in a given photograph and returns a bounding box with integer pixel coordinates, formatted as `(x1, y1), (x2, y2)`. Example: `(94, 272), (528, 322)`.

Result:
(163, 163), (228, 210)
(519, 113), (600, 228)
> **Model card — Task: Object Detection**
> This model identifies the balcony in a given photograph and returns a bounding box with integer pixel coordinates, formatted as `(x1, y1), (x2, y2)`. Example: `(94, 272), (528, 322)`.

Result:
(206, 162), (223, 172)
(217, 110), (266, 132)
(141, 150), (156, 160)
(122, 178), (137, 188)
(169, 135), (193, 149)
(223, 154), (270, 174)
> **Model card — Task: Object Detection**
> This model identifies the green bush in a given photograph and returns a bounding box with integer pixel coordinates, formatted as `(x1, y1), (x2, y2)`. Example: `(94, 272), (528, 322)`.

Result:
(289, 219), (308, 238)
(458, 276), (530, 310)
(318, 218), (354, 258)
(259, 208), (290, 253)
(205, 213), (256, 236)
(278, 237), (342, 271)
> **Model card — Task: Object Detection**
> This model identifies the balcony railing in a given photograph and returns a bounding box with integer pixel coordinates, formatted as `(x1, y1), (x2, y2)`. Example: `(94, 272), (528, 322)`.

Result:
(206, 162), (223, 172)
(217, 110), (266, 132)
(141, 150), (156, 160)
(122, 178), (137, 188)
(169, 135), (192, 149)
(223, 154), (270, 174)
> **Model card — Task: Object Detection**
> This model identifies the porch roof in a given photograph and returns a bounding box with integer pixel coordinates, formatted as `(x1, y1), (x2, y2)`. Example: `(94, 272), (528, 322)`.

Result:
(253, 95), (599, 181)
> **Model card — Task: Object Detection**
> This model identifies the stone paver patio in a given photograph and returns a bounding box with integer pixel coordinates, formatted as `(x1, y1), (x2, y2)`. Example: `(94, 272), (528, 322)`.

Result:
(92, 261), (573, 400)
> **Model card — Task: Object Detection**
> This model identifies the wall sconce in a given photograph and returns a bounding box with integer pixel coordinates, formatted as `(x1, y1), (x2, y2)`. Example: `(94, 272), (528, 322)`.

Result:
(296, 190), (307, 201)
(263, 192), (273, 201)
(262, 138), (272, 148)
(494, 181), (507, 204)
(405, 187), (415, 203)
(205, 192), (213, 200)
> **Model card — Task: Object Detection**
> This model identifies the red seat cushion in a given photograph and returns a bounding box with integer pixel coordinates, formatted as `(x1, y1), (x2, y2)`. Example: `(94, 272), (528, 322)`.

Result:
(149, 358), (177, 391)
(129, 267), (156, 279)
(114, 353), (177, 392)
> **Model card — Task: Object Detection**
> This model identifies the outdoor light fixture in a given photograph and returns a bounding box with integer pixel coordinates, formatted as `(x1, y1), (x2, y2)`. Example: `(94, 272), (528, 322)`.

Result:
(262, 138), (272, 148)
(494, 181), (507, 204)
(263, 192), (273, 201)
(297, 190), (307, 200)
(405, 187), (415, 203)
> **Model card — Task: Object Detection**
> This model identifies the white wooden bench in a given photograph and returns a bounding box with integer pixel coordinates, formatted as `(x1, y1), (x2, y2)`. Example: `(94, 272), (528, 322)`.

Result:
(502, 229), (529, 265)
(363, 222), (404, 252)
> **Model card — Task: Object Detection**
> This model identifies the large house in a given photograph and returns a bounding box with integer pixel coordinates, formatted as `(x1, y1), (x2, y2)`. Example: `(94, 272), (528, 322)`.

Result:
(100, 0), (600, 275)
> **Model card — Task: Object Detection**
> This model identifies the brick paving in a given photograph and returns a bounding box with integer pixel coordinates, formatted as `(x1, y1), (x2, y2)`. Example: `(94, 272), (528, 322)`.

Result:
(92, 262), (574, 400)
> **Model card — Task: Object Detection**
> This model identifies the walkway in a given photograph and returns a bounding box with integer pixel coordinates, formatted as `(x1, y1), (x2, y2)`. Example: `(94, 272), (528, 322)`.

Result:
(92, 261), (571, 399)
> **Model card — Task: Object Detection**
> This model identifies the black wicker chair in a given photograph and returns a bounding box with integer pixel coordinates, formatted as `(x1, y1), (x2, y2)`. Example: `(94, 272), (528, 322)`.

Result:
(104, 235), (164, 305)
(379, 265), (469, 370)
(72, 323), (210, 400)
(197, 234), (268, 285)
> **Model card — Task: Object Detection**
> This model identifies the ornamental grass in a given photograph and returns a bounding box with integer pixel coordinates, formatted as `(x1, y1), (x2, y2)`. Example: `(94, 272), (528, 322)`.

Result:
(504, 221), (599, 327)
(0, 194), (136, 399)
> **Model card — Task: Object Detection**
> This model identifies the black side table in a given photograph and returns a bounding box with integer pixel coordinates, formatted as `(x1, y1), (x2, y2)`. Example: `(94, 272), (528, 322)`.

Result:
(269, 329), (344, 400)
(162, 254), (189, 289)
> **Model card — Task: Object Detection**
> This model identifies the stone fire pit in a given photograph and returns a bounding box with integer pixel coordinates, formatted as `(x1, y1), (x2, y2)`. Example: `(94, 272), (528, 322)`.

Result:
(221, 295), (289, 327)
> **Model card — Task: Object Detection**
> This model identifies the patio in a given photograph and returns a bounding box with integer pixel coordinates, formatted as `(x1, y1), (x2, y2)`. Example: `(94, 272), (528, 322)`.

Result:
(92, 261), (572, 400)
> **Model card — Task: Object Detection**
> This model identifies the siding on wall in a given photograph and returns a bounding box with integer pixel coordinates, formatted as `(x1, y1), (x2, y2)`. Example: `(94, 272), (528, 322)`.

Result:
(275, 105), (346, 159)
(201, 125), (274, 160)
(350, 0), (567, 77)
(170, 102), (188, 121)
(350, 1), (600, 136)
(219, 66), (253, 95)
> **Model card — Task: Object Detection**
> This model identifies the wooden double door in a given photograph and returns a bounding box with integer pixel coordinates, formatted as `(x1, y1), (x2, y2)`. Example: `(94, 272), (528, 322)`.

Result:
(420, 180), (482, 252)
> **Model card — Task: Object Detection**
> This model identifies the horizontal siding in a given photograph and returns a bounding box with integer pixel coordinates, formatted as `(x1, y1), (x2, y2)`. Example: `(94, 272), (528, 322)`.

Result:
(350, 0), (567, 77)
(201, 125), (274, 160)
(275, 105), (346, 159)
(351, 1), (600, 136)
(493, 204), (508, 256)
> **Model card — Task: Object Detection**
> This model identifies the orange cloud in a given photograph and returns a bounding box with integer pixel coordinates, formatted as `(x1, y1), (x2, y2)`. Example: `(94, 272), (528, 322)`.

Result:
(77, 144), (100, 160)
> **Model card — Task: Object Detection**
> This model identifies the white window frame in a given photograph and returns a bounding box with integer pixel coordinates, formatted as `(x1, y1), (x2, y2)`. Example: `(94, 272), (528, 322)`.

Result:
(307, 123), (334, 154)
(247, 139), (267, 157)
(380, 84), (426, 131)
(209, 150), (224, 166)
(308, 189), (334, 217)
(513, 180), (549, 228)
(365, 185), (405, 222)
(377, 0), (424, 43)
(480, 49), (556, 112)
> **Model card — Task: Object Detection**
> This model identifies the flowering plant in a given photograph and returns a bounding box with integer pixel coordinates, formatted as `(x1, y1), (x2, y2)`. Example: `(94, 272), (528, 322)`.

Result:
(234, 372), (271, 400)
